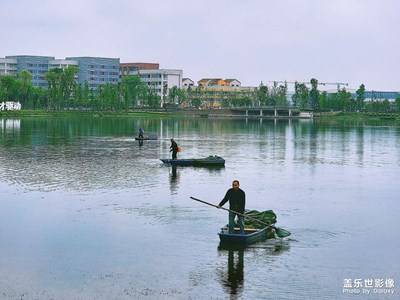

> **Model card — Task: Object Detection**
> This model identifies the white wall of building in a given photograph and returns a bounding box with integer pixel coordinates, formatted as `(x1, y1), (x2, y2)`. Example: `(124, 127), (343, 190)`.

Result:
(48, 59), (78, 69)
(125, 68), (183, 105)
(0, 58), (18, 76)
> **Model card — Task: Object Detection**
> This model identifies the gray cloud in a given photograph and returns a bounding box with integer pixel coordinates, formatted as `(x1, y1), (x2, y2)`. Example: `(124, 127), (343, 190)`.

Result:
(1, 0), (399, 90)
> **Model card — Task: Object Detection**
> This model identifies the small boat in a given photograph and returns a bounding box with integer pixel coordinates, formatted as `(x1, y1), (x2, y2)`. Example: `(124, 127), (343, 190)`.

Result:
(160, 155), (225, 166)
(135, 134), (158, 141)
(218, 226), (275, 245)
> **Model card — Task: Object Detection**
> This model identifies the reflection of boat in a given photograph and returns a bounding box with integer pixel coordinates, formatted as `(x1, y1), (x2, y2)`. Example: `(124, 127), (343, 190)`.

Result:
(135, 134), (158, 141)
(218, 226), (275, 245)
(160, 155), (225, 166)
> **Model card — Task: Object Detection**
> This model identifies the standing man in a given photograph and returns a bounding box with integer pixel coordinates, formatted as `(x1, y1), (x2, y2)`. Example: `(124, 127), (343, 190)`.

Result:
(217, 180), (246, 234)
(138, 127), (144, 139)
(170, 138), (178, 159)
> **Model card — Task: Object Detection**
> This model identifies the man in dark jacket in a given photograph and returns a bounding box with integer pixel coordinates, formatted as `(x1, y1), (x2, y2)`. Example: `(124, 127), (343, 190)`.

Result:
(138, 127), (144, 139)
(170, 139), (178, 159)
(217, 180), (246, 234)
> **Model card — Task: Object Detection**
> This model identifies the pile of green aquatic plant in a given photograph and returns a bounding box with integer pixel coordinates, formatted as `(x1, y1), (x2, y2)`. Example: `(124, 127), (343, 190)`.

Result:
(243, 209), (277, 228)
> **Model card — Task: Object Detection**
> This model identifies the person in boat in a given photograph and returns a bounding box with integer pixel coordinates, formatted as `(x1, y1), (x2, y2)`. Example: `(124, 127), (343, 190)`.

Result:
(138, 127), (144, 139)
(217, 180), (246, 235)
(170, 138), (178, 159)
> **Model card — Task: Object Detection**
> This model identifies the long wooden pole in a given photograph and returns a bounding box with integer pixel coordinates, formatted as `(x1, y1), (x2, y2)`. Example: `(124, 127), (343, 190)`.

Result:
(190, 196), (272, 227)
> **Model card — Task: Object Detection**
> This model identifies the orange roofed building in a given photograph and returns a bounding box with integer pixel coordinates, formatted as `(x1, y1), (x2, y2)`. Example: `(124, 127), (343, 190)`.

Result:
(197, 78), (241, 87)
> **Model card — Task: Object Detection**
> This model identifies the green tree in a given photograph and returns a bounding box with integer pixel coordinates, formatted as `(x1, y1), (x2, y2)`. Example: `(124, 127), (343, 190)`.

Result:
(0, 75), (20, 102)
(146, 89), (161, 108)
(60, 66), (79, 108)
(121, 75), (142, 108)
(364, 100), (380, 112)
(99, 83), (120, 110)
(193, 86), (205, 108)
(241, 96), (252, 107)
(292, 82), (309, 109)
(190, 87), (202, 108)
(184, 86), (193, 107)
(18, 69), (33, 106)
(256, 82), (268, 106)
(275, 83), (288, 106)
(318, 91), (329, 111)
(82, 81), (91, 109)
(356, 84), (366, 111)
(168, 86), (180, 105)
(72, 83), (82, 109)
(309, 78), (320, 111)
(341, 89), (355, 112)
(328, 89), (353, 111)
(46, 68), (62, 109)
(395, 96), (400, 112)
(45, 67), (79, 109)
(381, 99), (390, 112)
(31, 87), (48, 109)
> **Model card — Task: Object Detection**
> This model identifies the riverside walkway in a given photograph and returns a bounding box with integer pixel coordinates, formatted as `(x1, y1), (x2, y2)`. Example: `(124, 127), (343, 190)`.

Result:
(182, 107), (313, 119)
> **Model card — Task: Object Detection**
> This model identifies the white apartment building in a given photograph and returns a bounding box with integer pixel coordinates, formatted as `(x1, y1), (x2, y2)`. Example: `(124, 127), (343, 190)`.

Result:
(0, 58), (18, 76)
(125, 68), (183, 105)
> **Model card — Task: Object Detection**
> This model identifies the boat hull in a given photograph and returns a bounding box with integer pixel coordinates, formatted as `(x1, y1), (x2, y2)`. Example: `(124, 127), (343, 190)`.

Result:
(160, 157), (225, 166)
(218, 227), (271, 245)
(135, 136), (158, 141)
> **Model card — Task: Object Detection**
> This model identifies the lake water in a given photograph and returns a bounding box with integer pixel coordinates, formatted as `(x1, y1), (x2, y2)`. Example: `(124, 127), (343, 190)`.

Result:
(0, 116), (399, 299)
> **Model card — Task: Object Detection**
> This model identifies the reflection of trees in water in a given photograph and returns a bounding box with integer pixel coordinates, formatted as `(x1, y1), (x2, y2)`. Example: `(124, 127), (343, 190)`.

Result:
(0, 137), (160, 192)
(168, 165), (225, 194)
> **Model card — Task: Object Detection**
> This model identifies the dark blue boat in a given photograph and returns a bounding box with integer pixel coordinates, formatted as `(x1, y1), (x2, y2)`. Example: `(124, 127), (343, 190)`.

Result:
(135, 134), (158, 141)
(160, 155), (225, 166)
(218, 227), (273, 245)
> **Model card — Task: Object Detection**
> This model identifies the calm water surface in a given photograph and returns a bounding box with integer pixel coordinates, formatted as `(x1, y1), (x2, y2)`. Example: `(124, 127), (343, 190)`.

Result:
(0, 117), (399, 299)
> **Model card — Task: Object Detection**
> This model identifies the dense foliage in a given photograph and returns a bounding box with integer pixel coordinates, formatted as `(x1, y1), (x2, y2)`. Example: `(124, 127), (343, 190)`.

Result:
(1, 70), (399, 112)
(0, 68), (161, 110)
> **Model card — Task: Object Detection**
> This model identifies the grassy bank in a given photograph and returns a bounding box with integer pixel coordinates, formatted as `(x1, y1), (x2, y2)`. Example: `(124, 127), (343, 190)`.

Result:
(314, 111), (400, 126)
(0, 109), (184, 118)
(316, 111), (400, 120)
(1, 110), (399, 124)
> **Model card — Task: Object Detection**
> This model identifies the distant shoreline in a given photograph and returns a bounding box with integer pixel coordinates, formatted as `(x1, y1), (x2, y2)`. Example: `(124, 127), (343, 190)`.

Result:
(0, 109), (176, 118)
(0, 109), (399, 123)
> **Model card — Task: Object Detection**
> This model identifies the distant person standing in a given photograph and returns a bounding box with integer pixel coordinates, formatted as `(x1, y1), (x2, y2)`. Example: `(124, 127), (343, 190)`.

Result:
(139, 127), (144, 139)
(170, 139), (178, 159)
(217, 180), (246, 234)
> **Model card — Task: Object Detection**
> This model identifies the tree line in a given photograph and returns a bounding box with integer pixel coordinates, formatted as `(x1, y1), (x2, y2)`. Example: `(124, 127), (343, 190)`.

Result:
(290, 79), (400, 113)
(0, 67), (161, 111)
(1, 68), (399, 112)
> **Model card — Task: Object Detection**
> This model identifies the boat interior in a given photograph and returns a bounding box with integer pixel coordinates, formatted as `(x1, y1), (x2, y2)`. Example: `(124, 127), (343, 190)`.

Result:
(220, 227), (259, 235)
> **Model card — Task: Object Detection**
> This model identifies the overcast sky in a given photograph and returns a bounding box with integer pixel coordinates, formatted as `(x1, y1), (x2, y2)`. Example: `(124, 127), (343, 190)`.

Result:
(1, 0), (399, 91)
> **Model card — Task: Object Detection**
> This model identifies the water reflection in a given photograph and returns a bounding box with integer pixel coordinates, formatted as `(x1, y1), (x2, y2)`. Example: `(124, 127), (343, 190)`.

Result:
(216, 239), (291, 297)
(169, 165), (180, 194)
(1, 116), (398, 193)
(1, 116), (399, 299)
(218, 247), (244, 297)
(165, 164), (225, 194)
